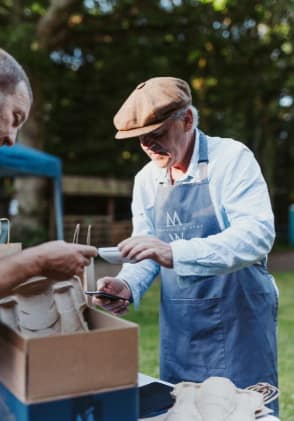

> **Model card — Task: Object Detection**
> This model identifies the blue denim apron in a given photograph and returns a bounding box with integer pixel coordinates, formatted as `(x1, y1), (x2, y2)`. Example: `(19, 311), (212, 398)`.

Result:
(154, 132), (278, 414)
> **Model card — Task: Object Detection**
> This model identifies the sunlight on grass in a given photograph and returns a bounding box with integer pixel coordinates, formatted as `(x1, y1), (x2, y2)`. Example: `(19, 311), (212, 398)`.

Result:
(124, 273), (294, 420)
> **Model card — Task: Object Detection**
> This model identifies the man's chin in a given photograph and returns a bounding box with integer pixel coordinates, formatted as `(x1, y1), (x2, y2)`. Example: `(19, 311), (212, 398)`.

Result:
(151, 156), (170, 168)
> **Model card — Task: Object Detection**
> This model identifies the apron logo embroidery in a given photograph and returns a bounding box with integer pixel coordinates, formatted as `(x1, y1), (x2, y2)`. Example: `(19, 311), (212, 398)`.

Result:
(169, 232), (184, 241)
(166, 211), (182, 226)
(166, 211), (185, 240)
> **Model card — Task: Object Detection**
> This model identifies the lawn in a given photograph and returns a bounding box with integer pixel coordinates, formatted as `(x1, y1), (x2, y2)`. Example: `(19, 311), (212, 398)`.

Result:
(124, 272), (294, 420)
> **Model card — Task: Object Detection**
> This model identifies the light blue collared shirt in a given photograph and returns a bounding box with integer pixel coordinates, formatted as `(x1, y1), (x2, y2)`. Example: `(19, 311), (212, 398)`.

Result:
(117, 130), (275, 307)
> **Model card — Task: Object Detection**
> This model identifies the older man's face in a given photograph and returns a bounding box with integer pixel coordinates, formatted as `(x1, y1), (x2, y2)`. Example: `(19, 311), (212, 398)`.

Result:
(0, 81), (31, 147)
(139, 110), (194, 170)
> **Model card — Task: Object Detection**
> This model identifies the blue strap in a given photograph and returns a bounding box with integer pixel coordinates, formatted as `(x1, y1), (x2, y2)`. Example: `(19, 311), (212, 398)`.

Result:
(198, 130), (208, 163)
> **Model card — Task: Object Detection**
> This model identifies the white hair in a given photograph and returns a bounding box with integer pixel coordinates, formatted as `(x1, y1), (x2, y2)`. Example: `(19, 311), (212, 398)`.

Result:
(170, 105), (199, 129)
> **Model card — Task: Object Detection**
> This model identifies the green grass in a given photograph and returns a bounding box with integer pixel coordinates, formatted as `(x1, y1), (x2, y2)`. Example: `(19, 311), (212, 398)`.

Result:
(124, 273), (294, 420)
(274, 272), (294, 420)
(123, 280), (161, 378)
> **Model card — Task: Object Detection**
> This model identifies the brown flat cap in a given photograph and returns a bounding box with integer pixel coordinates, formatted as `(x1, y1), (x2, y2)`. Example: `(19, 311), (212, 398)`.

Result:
(113, 77), (192, 139)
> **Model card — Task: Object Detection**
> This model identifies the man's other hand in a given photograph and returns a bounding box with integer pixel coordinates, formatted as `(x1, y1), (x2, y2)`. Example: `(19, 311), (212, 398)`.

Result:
(92, 277), (131, 315)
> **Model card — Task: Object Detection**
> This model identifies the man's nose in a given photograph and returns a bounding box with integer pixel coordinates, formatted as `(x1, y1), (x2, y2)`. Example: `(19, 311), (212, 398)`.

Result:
(140, 135), (153, 147)
(0, 135), (15, 147)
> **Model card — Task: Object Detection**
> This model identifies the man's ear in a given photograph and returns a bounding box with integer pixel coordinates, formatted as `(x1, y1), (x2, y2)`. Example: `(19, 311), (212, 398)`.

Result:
(184, 109), (193, 131)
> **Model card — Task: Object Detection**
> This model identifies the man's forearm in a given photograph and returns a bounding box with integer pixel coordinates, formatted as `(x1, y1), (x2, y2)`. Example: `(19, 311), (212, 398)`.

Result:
(0, 241), (97, 298)
(0, 248), (42, 298)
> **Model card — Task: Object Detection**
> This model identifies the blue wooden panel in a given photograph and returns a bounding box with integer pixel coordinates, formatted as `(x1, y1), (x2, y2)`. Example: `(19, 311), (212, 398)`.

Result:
(0, 383), (138, 421)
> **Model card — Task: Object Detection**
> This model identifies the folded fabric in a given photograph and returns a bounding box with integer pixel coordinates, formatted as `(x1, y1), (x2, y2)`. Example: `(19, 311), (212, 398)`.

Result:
(164, 377), (264, 421)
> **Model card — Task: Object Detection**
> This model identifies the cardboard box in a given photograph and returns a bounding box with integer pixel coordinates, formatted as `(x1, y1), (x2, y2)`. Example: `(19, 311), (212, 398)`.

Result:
(0, 307), (138, 403)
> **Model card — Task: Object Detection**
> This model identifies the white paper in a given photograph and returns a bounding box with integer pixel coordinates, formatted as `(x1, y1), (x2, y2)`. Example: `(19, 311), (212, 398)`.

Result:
(98, 247), (135, 264)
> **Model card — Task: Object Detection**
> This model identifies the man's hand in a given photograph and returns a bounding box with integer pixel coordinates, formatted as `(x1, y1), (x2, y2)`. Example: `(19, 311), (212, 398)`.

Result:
(31, 240), (97, 280)
(92, 277), (131, 315)
(118, 235), (173, 268)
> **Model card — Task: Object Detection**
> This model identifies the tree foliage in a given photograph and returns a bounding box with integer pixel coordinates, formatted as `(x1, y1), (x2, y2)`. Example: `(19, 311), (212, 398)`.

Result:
(0, 0), (294, 233)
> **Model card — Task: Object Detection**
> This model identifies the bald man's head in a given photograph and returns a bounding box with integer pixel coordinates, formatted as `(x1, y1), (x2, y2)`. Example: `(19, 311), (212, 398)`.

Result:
(0, 49), (32, 146)
(0, 49), (33, 103)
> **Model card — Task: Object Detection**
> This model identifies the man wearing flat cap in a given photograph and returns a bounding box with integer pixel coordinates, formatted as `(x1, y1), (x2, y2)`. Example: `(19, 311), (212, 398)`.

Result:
(94, 77), (278, 415)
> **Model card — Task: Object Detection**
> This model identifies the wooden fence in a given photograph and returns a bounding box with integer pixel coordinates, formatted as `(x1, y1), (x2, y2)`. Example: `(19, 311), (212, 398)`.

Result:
(64, 214), (132, 246)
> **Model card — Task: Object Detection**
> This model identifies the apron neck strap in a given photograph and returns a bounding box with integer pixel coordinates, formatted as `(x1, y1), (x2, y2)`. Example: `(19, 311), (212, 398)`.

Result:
(197, 130), (208, 180)
(198, 130), (208, 163)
